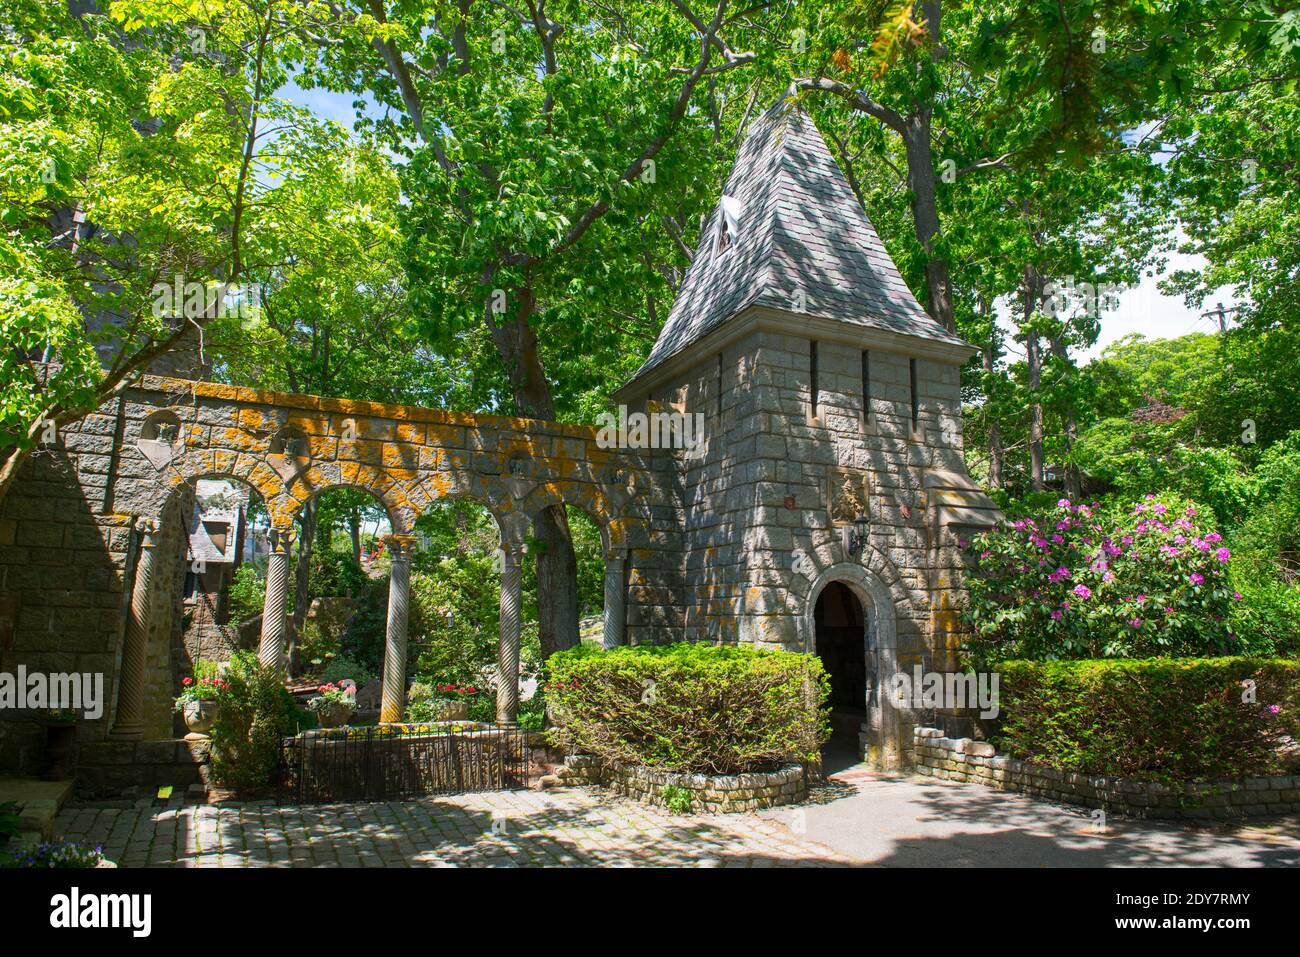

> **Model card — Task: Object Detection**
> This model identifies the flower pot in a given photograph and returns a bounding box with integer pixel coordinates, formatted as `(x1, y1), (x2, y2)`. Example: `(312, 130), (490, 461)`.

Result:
(437, 701), (471, 721)
(183, 699), (221, 737)
(315, 701), (356, 728)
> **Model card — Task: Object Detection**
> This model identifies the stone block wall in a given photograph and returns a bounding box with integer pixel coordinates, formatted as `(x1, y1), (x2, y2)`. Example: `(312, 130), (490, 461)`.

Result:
(0, 375), (683, 782)
(914, 727), (1300, 820)
(554, 754), (808, 813)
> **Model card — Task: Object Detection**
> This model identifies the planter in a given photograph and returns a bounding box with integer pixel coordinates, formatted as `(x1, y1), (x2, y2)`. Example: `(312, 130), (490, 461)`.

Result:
(43, 723), (78, 779)
(182, 699), (221, 737)
(314, 701), (356, 728)
(436, 701), (471, 721)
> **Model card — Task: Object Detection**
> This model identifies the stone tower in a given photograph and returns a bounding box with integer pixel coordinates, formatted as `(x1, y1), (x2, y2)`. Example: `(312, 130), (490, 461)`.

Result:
(617, 98), (1000, 765)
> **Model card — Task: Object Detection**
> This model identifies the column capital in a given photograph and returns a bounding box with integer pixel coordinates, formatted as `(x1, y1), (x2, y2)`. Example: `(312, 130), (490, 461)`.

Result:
(385, 534), (417, 561)
(269, 526), (295, 553)
(134, 516), (159, 540)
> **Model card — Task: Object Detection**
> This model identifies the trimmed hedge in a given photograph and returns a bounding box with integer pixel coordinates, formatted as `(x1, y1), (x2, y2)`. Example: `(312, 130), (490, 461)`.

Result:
(543, 643), (829, 775)
(994, 657), (1300, 783)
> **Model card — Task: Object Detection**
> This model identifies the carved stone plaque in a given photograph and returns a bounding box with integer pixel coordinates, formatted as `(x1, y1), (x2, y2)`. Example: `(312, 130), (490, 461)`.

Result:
(828, 467), (870, 525)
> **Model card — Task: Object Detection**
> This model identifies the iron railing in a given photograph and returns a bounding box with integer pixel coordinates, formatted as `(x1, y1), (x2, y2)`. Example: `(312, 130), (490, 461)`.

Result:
(277, 724), (533, 804)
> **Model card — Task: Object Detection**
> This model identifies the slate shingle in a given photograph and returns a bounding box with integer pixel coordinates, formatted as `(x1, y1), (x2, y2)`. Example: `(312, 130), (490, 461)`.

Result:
(629, 97), (966, 385)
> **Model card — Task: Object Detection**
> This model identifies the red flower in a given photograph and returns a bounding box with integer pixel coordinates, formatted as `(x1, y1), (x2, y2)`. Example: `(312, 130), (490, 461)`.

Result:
(182, 677), (193, 686)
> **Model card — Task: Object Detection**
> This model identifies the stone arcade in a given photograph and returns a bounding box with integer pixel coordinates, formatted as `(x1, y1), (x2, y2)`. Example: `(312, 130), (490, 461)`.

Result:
(0, 100), (998, 791)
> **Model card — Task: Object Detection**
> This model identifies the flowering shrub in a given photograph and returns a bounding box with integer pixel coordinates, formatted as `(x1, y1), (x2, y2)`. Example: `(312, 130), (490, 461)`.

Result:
(964, 494), (1240, 665)
(173, 675), (229, 711)
(404, 679), (487, 722)
(995, 658), (1300, 783)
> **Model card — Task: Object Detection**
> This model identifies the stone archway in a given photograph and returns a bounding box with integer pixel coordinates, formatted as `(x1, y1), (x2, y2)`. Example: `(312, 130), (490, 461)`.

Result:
(802, 563), (902, 770)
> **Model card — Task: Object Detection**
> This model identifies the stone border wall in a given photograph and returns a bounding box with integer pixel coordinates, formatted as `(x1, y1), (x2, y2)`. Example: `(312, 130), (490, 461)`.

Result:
(556, 755), (807, 813)
(76, 738), (210, 798)
(914, 727), (1300, 820)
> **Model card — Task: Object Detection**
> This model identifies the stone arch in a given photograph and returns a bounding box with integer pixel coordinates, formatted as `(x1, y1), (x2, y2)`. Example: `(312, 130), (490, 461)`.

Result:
(410, 471), (514, 542)
(517, 480), (622, 556)
(158, 449), (290, 524)
(802, 561), (904, 770)
(283, 479), (410, 536)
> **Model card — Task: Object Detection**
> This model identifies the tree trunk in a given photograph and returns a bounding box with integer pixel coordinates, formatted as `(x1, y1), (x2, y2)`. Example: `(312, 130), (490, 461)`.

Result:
(287, 497), (316, 677)
(903, 113), (956, 335)
(982, 340), (1005, 490)
(1048, 334), (1083, 501)
(486, 285), (580, 657)
(349, 508), (361, 565)
(1023, 265), (1045, 492)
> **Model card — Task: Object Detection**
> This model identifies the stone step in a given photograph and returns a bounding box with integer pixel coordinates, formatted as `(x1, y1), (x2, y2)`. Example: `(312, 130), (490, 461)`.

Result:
(0, 776), (76, 842)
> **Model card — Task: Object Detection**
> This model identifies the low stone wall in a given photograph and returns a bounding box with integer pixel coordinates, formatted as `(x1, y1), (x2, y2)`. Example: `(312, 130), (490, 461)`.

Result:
(76, 738), (210, 798)
(556, 755), (807, 813)
(914, 727), (1300, 820)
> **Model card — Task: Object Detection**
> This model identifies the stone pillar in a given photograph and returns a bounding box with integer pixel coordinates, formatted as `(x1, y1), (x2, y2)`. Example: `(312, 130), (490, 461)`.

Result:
(259, 526), (293, 671)
(602, 549), (627, 649)
(380, 535), (415, 724)
(496, 543), (523, 725)
(112, 517), (157, 738)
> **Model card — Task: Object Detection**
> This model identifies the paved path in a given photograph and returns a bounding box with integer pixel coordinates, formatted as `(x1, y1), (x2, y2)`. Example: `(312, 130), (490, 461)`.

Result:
(54, 788), (852, 868)
(55, 771), (1300, 867)
(758, 766), (1300, 867)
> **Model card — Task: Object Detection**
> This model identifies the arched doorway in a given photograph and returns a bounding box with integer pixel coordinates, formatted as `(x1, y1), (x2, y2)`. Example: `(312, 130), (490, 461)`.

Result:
(813, 580), (868, 771)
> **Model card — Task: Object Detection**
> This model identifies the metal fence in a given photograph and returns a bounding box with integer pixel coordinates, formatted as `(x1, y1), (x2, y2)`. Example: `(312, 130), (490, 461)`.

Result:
(277, 725), (533, 804)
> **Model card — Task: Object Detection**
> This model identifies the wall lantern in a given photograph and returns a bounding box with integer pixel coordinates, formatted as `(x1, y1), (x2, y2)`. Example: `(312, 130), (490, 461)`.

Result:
(843, 513), (869, 557)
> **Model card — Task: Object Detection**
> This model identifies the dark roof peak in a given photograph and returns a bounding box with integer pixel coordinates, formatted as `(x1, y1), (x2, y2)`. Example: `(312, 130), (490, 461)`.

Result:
(628, 96), (965, 384)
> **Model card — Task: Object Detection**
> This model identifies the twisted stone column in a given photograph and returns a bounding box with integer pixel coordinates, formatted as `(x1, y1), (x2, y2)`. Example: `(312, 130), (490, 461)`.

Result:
(112, 517), (157, 738)
(259, 526), (293, 671)
(380, 535), (415, 723)
(496, 543), (523, 725)
(602, 549), (627, 649)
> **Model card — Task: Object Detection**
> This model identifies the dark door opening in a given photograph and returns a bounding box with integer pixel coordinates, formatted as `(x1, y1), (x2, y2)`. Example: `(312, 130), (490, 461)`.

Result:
(814, 580), (868, 772)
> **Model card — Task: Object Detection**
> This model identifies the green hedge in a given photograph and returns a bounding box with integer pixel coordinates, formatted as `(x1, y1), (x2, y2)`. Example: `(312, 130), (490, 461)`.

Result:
(543, 643), (829, 775)
(994, 658), (1300, 783)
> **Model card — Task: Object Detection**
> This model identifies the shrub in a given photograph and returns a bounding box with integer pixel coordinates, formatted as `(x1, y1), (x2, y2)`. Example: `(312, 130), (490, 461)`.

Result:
(318, 653), (376, 686)
(309, 546), (370, 598)
(409, 567), (498, 685)
(964, 494), (1240, 665)
(208, 652), (298, 793)
(227, 564), (265, 625)
(994, 658), (1300, 783)
(543, 643), (829, 775)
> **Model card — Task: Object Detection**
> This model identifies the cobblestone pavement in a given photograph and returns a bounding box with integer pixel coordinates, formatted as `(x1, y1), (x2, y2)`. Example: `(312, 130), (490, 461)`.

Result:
(54, 787), (853, 868)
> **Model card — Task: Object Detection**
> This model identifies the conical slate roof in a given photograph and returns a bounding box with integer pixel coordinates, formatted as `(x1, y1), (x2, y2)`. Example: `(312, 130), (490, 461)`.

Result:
(630, 97), (966, 383)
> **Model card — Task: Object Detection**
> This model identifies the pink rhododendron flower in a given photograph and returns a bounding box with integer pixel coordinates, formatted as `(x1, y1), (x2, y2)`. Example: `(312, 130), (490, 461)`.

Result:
(1215, 547), (1230, 563)
(1073, 584), (1092, 599)
(1190, 572), (1205, 585)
